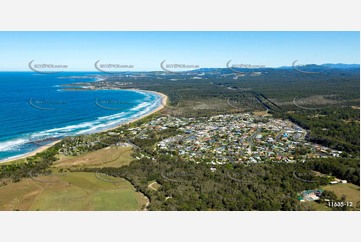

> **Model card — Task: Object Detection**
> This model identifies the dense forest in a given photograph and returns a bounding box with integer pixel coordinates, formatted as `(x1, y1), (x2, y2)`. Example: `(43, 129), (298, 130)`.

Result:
(83, 154), (331, 211)
(307, 157), (360, 185)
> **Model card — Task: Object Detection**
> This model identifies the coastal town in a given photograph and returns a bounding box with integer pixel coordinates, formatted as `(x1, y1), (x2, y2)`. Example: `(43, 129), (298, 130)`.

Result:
(127, 113), (342, 165)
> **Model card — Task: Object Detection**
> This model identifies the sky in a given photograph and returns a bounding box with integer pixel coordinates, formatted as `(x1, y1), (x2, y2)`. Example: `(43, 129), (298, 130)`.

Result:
(0, 31), (359, 71)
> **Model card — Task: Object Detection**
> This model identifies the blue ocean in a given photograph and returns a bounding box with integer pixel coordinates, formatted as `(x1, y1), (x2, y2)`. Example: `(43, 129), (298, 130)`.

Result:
(0, 72), (162, 161)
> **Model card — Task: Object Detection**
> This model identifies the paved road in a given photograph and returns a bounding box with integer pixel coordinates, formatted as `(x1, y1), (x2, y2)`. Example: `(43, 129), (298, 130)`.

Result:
(248, 128), (261, 147)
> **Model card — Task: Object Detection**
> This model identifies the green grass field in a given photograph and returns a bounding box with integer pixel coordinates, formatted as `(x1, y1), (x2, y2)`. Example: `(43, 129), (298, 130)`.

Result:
(0, 172), (147, 211)
(0, 146), (147, 211)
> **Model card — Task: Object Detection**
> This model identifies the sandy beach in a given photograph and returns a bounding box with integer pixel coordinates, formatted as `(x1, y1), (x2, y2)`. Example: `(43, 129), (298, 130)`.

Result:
(1, 90), (168, 164)
(101, 90), (168, 131)
(1, 140), (62, 163)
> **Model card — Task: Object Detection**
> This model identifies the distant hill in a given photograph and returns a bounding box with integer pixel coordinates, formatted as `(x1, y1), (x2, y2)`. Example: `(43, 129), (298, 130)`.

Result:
(188, 63), (360, 74)
(279, 63), (359, 70)
(320, 63), (360, 69)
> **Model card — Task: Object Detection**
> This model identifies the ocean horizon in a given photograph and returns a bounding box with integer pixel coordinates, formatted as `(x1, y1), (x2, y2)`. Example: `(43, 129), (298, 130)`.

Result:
(0, 72), (163, 161)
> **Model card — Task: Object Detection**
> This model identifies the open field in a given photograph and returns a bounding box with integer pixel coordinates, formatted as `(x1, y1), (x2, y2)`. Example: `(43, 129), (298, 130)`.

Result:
(252, 111), (270, 116)
(309, 183), (360, 211)
(0, 172), (147, 211)
(148, 181), (161, 191)
(322, 183), (360, 206)
(165, 97), (235, 117)
(309, 201), (332, 211)
(53, 146), (133, 169)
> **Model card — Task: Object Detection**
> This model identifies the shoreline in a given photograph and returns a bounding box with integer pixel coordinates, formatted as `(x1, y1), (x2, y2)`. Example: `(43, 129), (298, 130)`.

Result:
(0, 89), (168, 164)
(1, 140), (62, 163)
(100, 89), (168, 132)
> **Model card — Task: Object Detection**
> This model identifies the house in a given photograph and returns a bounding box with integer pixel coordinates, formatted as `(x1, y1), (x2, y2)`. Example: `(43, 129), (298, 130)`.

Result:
(299, 189), (323, 202)
(255, 134), (263, 139)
